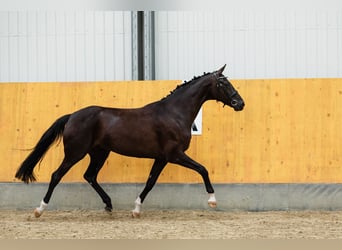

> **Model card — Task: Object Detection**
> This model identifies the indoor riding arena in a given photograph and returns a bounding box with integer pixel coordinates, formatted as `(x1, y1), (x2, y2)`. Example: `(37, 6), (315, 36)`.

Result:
(1, 1), (342, 240)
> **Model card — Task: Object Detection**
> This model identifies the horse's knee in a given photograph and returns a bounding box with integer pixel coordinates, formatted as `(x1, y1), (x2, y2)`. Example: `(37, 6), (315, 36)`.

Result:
(83, 173), (94, 183)
(51, 171), (63, 184)
(198, 166), (209, 178)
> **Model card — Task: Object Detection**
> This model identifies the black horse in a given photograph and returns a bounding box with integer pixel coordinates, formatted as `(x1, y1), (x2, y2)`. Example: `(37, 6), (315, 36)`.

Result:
(15, 65), (245, 217)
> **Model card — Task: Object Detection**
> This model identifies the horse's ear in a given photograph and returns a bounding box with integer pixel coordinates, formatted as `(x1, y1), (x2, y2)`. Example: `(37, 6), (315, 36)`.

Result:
(217, 64), (226, 74)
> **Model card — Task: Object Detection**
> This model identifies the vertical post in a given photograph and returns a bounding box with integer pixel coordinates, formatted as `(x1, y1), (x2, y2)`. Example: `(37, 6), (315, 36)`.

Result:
(131, 11), (155, 80)
(137, 11), (144, 80)
(131, 12), (138, 80)
(144, 11), (155, 80)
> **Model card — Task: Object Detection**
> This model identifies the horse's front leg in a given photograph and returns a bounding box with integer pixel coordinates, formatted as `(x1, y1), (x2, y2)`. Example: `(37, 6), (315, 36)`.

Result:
(132, 197), (142, 218)
(208, 193), (217, 208)
(132, 158), (167, 218)
(170, 151), (217, 208)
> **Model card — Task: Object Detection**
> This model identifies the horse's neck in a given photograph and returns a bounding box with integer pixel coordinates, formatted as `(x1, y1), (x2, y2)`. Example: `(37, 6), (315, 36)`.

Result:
(162, 80), (209, 124)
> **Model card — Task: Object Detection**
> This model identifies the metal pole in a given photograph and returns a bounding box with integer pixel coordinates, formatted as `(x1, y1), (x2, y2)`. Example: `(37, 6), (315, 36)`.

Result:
(131, 11), (155, 80)
(144, 11), (155, 80)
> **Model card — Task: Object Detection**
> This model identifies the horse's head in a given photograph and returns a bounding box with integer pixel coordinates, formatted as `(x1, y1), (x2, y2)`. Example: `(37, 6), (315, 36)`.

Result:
(211, 65), (245, 111)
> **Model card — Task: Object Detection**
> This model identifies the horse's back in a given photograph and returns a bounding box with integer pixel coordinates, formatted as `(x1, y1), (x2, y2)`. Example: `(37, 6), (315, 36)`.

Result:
(66, 105), (104, 127)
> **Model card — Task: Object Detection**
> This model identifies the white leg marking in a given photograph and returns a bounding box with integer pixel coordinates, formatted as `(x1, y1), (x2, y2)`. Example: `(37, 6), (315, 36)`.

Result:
(132, 197), (142, 218)
(34, 200), (48, 218)
(208, 193), (217, 208)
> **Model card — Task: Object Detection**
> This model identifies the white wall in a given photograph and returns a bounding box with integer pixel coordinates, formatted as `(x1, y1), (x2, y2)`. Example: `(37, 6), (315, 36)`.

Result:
(1, 8), (342, 82)
(0, 11), (132, 82)
(154, 11), (342, 80)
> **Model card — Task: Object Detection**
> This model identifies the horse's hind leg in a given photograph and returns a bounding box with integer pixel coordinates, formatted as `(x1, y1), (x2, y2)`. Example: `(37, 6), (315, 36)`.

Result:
(83, 148), (111, 212)
(34, 154), (85, 218)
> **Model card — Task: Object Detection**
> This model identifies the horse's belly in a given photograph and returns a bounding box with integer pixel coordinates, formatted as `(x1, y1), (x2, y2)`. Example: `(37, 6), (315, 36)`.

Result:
(97, 113), (188, 158)
(104, 132), (161, 158)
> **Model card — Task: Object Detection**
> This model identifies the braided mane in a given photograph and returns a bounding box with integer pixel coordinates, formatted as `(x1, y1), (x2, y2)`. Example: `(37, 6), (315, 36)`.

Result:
(162, 72), (212, 100)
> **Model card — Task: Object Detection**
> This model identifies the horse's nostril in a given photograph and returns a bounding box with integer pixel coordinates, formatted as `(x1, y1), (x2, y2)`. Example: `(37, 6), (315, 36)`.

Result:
(231, 100), (238, 106)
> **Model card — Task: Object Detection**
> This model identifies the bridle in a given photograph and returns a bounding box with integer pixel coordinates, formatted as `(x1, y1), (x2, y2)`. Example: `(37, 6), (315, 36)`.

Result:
(213, 73), (239, 106)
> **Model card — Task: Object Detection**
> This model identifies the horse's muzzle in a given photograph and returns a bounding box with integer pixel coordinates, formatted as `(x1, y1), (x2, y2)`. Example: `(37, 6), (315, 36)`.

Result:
(233, 100), (245, 111)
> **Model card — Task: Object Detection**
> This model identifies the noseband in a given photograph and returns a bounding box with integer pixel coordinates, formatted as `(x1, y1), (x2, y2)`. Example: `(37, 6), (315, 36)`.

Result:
(214, 73), (238, 102)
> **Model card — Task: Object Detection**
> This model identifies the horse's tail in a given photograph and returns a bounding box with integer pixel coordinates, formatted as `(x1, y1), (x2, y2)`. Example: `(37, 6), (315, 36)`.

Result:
(15, 114), (71, 183)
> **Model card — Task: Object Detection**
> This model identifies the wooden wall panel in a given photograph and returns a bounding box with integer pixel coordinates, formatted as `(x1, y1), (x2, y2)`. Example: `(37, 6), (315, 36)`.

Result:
(1, 79), (342, 184)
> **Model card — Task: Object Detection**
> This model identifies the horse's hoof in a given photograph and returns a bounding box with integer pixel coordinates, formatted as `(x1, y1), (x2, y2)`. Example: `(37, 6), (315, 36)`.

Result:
(132, 211), (140, 218)
(105, 206), (112, 213)
(208, 201), (217, 208)
(34, 208), (42, 218)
